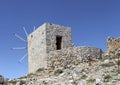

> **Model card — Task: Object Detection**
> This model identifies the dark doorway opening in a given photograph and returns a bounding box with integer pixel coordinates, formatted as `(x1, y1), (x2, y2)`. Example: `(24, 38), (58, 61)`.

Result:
(56, 36), (62, 50)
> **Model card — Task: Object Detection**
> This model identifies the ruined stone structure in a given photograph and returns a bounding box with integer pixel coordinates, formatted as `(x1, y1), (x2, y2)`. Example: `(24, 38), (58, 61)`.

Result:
(28, 23), (72, 73)
(47, 46), (102, 70)
(107, 37), (120, 53)
(28, 23), (103, 73)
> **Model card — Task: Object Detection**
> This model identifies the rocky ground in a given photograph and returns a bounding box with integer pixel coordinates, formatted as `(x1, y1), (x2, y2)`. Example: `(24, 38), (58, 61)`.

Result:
(6, 47), (120, 85)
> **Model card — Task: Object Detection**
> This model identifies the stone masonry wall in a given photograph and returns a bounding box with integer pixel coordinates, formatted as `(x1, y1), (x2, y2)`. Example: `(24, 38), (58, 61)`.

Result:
(107, 37), (120, 53)
(28, 24), (47, 73)
(45, 23), (72, 53)
(46, 46), (102, 70)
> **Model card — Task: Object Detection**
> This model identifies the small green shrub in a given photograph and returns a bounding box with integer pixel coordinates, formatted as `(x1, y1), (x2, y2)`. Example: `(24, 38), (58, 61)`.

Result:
(66, 70), (71, 75)
(48, 69), (53, 74)
(36, 68), (44, 72)
(20, 80), (26, 84)
(74, 60), (80, 65)
(114, 77), (120, 81)
(81, 74), (87, 79)
(88, 78), (96, 83)
(103, 74), (112, 82)
(8, 80), (17, 84)
(101, 63), (108, 67)
(54, 69), (63, 76)
(19, 76), (27, 79)
(42, 80), (47, 85)
(95, 67), (99, 71)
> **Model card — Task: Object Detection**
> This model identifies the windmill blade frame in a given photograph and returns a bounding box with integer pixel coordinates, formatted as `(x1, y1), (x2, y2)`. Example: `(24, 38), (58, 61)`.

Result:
(19, 53), (28, 63)
(12, 26), (36, 64)
(33, 26), (36, 31)
(11, 47), (27, 50)
(14, 33), (26, 42)
(23, 27), (28, 37)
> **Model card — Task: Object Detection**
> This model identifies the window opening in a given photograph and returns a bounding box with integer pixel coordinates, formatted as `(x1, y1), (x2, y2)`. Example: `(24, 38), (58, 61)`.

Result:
(56, 36), (62, 50)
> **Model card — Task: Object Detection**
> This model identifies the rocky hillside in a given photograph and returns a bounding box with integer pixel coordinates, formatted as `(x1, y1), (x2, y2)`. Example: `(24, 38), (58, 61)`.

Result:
(7, 46), (120, 85)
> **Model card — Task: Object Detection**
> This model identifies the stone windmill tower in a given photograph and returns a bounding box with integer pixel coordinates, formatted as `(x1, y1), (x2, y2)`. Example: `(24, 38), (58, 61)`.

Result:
(28, 23), (72, 73)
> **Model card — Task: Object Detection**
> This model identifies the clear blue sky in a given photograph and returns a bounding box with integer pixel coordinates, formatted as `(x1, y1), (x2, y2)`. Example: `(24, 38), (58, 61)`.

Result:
(0, 0), (120, 79)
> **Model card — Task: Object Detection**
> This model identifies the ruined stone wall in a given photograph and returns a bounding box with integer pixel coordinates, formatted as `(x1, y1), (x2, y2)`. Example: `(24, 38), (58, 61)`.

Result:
(107, 37), (120, 52)
(47, 46), (102, 70)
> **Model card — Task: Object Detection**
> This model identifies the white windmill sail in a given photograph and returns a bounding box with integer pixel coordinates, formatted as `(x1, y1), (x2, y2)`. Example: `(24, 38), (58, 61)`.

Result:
(23, 27), (28, 37)
(19, 53), (28, 63)
(14, 33), (26, 42)
(12, 26), (36, 63)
